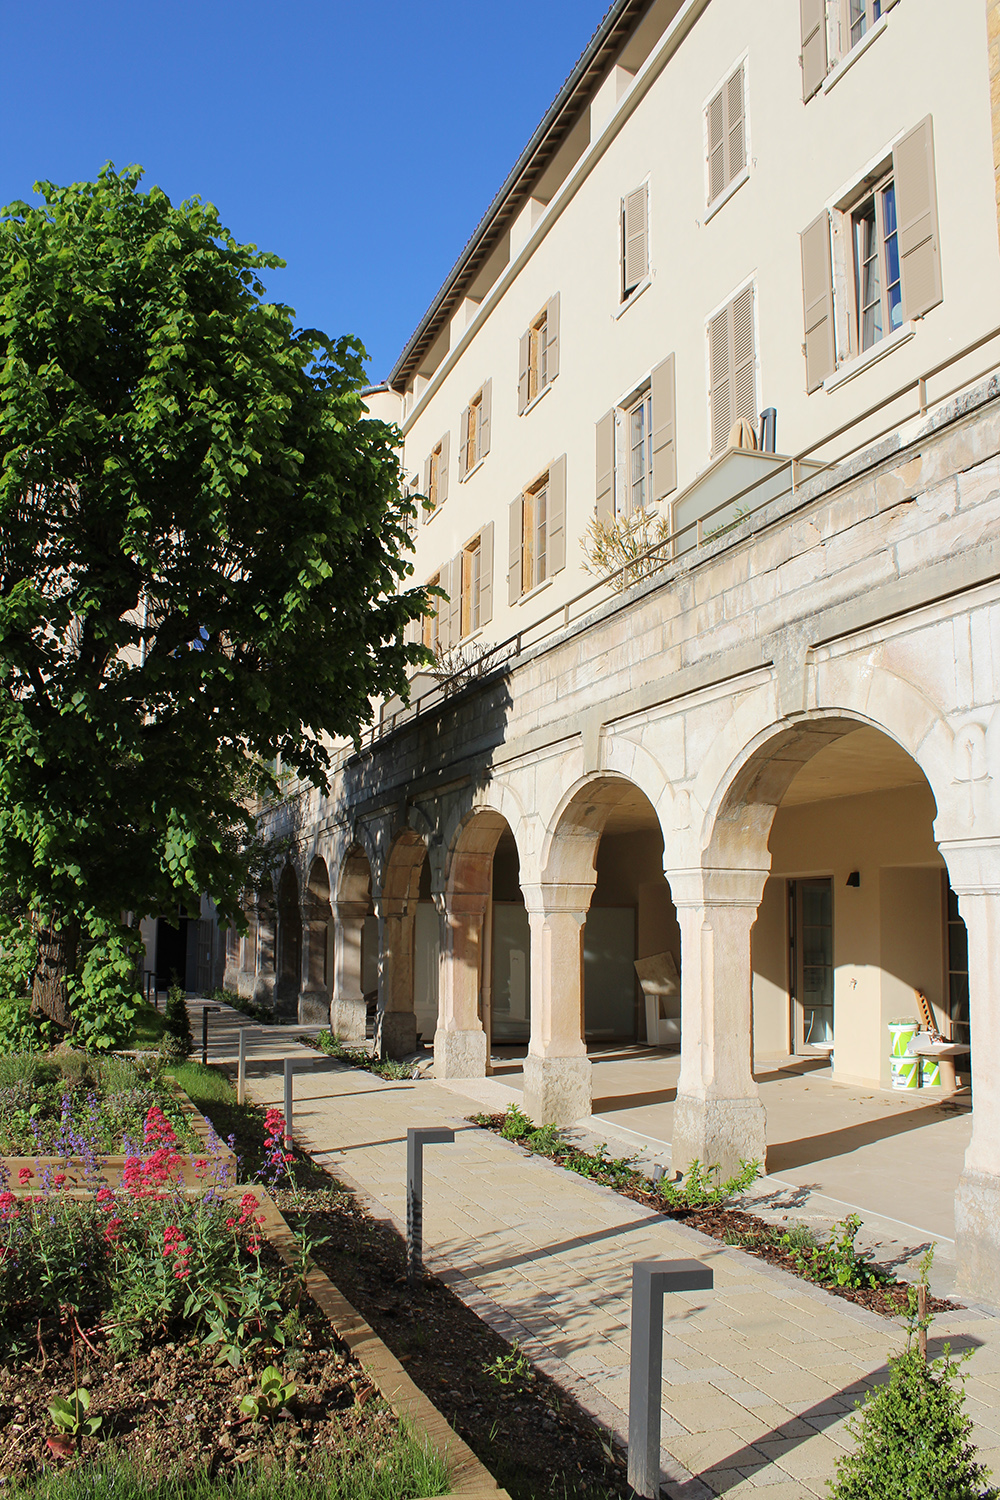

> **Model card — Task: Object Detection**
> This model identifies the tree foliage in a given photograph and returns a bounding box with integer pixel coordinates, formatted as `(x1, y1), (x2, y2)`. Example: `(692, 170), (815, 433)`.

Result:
(0, 164), (426, 1027)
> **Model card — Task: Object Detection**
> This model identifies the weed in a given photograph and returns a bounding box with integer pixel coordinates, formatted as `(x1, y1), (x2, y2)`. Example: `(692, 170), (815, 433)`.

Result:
(239, 1364), (297, 1419)
(483, 1342), (532, 1388)
(780, 1213), (889, 1290)
(48, 1388), (102, 1440)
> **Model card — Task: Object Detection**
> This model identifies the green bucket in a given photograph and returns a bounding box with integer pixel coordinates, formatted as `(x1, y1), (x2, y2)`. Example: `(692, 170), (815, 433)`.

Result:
(889, 1020), (919, 1090)
(921, 1055), (942, 1087)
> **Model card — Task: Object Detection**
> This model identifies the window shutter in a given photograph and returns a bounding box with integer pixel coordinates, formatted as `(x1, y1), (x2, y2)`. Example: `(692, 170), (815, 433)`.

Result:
(894, 116), (943, 322)
(709, 309), (732, 456)
(479, 522), (494, 625)
(438, 431), (450, 507)
(422, 455), (431, 519)
(518, 330), (531, 415)
(708, 90), (726, 203)
(448, 553), (463, 644)
(459, 406), (469, 481)
(650, 354), (677, 500)
(623, 186), (648, 294)
(595, 410), (615, 523)
(545, 293), (560, 382)
(437, 559), (453, 651)
(726, 66), (745, 183)
(800, 212), (836, 392)
(507, 495), (523, 604)
(548, 455), (567, 575)
(800, 0), (828, 102)
(479, 378), (492, 458)
(733, 287), (757, 428)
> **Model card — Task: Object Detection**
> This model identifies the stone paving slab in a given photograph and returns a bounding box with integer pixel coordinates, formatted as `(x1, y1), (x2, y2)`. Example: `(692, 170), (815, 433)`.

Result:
(204, 1005), (999, 1498)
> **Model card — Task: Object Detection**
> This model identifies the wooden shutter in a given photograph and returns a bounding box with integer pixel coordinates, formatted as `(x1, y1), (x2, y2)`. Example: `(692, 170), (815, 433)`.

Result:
(422, 455), (431, 518)
(650, 355), (677, 500)
(733, 287), (756, 428)
(479, 379), (492, 458)
(623, 186), (648, 294)
(894, 116), (943, 321)
(545, 293), (560, 382)
(479, 522), (494, 624)
(459, 406), (469, 480)
(800, 0), (828, 102)
(548, 455), (567, 575)
(518, 330), (531, 414)
(800, 212), (836, 392)
(709, 309), (731, 456)
(727, 67), (745, 182)
(595, 410), (615, 523)
(438, 431), (450, 507)
(507, 495), (523, 604)
(708, 90), (726, 203)
(437, 559), (452, 650)
(448, 553), (462, 644)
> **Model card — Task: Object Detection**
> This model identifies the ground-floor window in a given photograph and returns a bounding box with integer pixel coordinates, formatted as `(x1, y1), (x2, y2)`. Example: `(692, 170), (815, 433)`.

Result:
(788, 877), (834, 1047)
(945, 882), (970, 1050)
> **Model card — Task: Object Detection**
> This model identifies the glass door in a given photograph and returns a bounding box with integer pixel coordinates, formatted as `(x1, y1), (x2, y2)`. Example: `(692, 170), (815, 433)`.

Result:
(788, 878), (834, 1049)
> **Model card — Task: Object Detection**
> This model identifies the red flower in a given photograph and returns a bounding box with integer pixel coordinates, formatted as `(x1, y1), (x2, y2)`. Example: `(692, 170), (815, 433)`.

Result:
(53, 1173), (67, 1187)
(17, 1168), (33, 1184)
(225, 1218), (236, 1229)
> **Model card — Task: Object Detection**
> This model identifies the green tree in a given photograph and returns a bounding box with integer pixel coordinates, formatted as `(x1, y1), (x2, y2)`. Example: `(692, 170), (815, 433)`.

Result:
(0, 164), (426, 1034)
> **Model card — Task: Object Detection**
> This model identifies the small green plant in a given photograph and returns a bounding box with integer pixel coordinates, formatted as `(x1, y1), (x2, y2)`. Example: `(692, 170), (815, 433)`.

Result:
(580, 509), (671, 592)
(482, 1342), (532, 1389)
(774, 1222), (817, 1252)
(164, 984), (192, 1056)
(239, 1365), (298, 1419)
(497, 1103), (533, 1141)
(371, 1058), (414, 1081)
(314, 1029), (345, 1057)
(48, 1388), (102, 1439)
(781, 1213), (888, 1290)
(657, 1157), (762, 1209)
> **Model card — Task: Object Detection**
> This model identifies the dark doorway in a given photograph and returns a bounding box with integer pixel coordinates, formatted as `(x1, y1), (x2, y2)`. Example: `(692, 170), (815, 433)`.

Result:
(155, 915), (189, 990)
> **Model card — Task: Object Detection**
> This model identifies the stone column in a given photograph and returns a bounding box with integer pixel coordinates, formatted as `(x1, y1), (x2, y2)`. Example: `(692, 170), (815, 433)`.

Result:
(254, 902), (276, 1008)
(299, 897), (331, 1025)
(435, 889), (489, 1079)
(668, 867), (768, 1179)
(375, 897), (418, 1059)
(332, 900), (368, 1042)
(521, 885), (592, 1125)
(943, 838), (1000, 1305)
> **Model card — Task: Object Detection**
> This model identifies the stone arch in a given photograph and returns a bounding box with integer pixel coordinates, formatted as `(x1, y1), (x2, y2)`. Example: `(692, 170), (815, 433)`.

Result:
(275, 862), (302, 1014)
(376, 830), (430, 1059)
(331, 843), (375, 1042)
(299, 856), (333, 1024)
(540, 772), (659, 888)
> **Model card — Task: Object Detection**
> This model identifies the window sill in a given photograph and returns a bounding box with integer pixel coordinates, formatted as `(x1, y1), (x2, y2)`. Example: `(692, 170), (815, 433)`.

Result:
(822, 13), (889, 93)
(458, 626), (484, 646)
(515, 576), (554, 606)
(522, 378), (554, 417)
(460, 457), (486, 484)
(422, 501), (443, 526)
(614, 275), (652, 319)
(823, 321), (916, 392)
(704, 166), (750, 224)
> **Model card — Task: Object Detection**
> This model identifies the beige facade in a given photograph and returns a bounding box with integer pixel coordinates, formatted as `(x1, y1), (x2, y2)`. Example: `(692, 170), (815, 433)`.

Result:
(229, 0), (1000, 1305)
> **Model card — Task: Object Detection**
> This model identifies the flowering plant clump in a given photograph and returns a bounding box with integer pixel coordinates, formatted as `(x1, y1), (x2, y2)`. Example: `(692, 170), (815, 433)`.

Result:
(0, 1052), (195, 1156)
(261, 1107), (295, 1188)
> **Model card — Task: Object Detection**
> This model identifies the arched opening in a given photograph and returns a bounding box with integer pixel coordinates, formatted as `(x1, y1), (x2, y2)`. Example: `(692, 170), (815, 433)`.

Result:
(301, 857), (333, 1024)
(379, 830), (429, 1058)
(490, 825), (529, 1059)
(253, 888), (277, 1009)
(276, 864), (302, 1017)
(333, 846), (376, 1043)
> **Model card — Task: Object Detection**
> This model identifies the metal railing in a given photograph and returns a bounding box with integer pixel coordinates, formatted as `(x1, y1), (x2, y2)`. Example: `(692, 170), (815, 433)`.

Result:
(343, 323), (1000, 765)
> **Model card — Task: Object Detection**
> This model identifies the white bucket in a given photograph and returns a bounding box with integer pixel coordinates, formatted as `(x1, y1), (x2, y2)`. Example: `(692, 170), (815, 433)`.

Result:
(889, 1020), (919, 1090)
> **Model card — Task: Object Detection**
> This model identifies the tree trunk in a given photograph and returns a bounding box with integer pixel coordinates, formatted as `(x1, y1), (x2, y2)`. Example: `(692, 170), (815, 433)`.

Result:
(30, 915), (78, 1029)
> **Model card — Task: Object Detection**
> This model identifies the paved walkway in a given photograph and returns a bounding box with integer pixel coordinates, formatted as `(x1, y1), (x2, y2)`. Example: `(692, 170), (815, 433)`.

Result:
(202, 1003), (1000, 1499)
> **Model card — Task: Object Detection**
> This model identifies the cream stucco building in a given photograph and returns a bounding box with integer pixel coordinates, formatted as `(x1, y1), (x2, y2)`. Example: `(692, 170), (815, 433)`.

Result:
(228, 0), (1000, 1303)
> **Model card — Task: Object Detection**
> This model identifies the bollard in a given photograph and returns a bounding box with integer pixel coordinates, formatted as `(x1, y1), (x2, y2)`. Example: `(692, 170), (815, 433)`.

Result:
(282, 1058), (308, 1144)
(237, 1027), (247, 1106)
(628, 1259), (714, 1498)
(406, 1126), (455, 1284)
(200, 1005), (219, 1067)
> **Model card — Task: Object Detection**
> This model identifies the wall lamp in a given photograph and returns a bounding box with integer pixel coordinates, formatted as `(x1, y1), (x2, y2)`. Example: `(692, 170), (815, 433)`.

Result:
(846, 870), (861, 887)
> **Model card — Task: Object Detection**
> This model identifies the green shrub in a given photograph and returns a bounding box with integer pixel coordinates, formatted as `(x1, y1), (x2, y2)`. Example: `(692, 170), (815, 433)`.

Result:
(781, 1212), (889, 1290)
(164, 985), (192, 1056)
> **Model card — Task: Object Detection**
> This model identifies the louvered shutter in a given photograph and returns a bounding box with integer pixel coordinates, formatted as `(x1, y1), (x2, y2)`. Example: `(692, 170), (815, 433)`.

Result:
(623, 186), (648, 295)
(459, 406), (470, 480)
(507, 496), (523, 604)
(894, 116), (943, 322)
(800, 0), (828, 102)
(448, 553), (462, 644)
(518, 330), (531, 414)
(438, 431), (450, 507)
(709, 310), (731, 456)
(479, 379), (492, 458)
(708, 90), (726, 203)
(479, 522), (494, 624)
(548, 455), (567, 575)
(733, 287), (757, 428)
(800, 212), (836, 392)
(437, 559), (453, 651)
(595, 410), (615, 523)
(545, 293), (560, 382)
(650, 355), (677, 500)
(727, 67), (745, 182)
(422, 456), (432, 520)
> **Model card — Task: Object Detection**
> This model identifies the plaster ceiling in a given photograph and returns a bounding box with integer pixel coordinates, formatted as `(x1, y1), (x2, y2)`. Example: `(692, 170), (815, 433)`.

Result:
(780, 727), (927, 807)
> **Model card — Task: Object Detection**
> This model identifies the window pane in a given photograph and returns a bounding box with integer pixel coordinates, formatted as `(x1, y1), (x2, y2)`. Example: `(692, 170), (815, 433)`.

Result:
(855, 199), (881, 350)
(881, 185), (902, 333)
(850, 0), (867, 45)
(536, 486), (547, 587)
(522, 493), (534, 594)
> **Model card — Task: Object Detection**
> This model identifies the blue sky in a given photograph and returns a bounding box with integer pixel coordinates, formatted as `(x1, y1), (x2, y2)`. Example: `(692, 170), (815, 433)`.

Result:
(3, 2), (610, 382)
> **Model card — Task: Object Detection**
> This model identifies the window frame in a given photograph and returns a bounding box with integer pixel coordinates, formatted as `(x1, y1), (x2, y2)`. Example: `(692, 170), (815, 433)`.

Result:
(422, 570), (441, 655)
(850, 169), (902, 356)
(426, 442), (441, 514)
(620, 179), (651, 305)
(528, 308), (548, 405)
(461, 537), (482, 638)
(703, 53), (750, 215)
(847, 0), (882, 50)
(704, 277), (759, 459)
(616, 385), (653, 518)
(466, 390), (483, 474)
(518, 470), (550, 598)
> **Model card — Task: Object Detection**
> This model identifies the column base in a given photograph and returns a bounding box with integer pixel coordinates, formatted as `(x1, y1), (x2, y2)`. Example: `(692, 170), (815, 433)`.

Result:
(434, 1027), (487, 1079)
(298, 990), (330, 1026)
(672, 1093), (767, 1180)
(331, 995), (367, 1043)
(522, 1054), (592, 1126)
(376, 1010), (417, 1060)
(955, 1170), (1000, 1309)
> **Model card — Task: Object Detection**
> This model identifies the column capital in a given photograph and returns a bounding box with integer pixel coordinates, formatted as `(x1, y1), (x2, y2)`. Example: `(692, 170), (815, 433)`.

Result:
(664, 865), (770, 910)
(335, 900), (370, 923)
(443, 889), (490, 918)
(521, 882), (594, 917)
(938, 837), (1000, 895)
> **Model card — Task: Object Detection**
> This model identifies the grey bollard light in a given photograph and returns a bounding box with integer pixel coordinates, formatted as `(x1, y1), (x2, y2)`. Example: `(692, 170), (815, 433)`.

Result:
(628, 1259), (714, 1499)
(282, 1057), (302, 1143)
(237, 1027), (247, 1106)
(406, 1126), (455, 1284)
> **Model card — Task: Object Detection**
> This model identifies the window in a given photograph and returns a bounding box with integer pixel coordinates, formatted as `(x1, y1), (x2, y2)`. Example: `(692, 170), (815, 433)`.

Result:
(708, 287), (756, 457)
(508, 458), (567, 603)
(595, 356), (676, 522)
(422, 433), (449, 518)
(438, 525), (493, 647)
(626, 388), (653, 515)
(459, 379), (492, 479)
(621, 184), (649, 301)
(422, 571), (441, 655)
(706, 62), (746, 207)
(848, 0), (881, 48)
(461, 539), (482, 637)
(852, 175), (902, 351)
(518, 295), (560, 414)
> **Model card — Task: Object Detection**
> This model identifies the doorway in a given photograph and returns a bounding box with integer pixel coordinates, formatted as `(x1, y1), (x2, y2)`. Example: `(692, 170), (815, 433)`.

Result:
(788, 877), (834, 1049)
